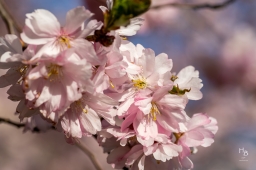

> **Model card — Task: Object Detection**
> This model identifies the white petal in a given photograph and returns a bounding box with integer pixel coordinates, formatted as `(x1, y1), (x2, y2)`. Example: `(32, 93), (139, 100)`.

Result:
(64, 6), (93, 36)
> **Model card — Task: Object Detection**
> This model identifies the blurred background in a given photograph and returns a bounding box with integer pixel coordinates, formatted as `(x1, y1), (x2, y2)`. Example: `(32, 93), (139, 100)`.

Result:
(0, 0), (256, 169)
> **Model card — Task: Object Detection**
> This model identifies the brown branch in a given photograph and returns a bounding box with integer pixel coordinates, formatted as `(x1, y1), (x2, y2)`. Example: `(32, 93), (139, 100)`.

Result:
(0, 117), (24, 128)
(75, 140), (103, 170)
(95, 0), (106, 4)
(0, 0), (22, 34)
(0, 117), (55, 132)
(151, 0), (237, 11)
(0, 117), (102, 170)
(0, 116), (123, 169)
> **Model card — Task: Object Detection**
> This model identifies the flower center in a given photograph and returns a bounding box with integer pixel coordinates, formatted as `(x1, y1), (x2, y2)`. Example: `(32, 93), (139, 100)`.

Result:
(74, 100), (88, 114)
(150, 102), (160, 121)
(47, 64), (63, 81)
(16, 65), (28, 84)
(17, 65), (28, 75)
(132, 78), (147, 89)
(173, 132), (184, 144)
(109, 81), (115, 88)
(58, 36), (71, 49)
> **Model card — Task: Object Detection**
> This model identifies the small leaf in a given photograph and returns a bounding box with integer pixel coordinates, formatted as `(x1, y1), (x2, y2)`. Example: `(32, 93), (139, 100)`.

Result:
(169, 85), (191, 95)
(105, 0), (151, 31)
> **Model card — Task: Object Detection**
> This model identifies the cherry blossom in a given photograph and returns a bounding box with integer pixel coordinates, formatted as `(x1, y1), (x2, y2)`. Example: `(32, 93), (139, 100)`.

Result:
(23, 49), (93, 122)
(0, 3), (218, 170)
(60, 92), (118, 139)
(21, 6), (100, 62)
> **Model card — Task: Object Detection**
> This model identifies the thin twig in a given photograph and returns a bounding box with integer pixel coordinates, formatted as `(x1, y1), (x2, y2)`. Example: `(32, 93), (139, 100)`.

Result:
(0, 117), (55, 132)
(0, 117), (24, 128)
(0, 117), (101, 169)
(151, 0), (237, 10)
(75, 139), (102, 170)
(0, 0), (22, 34)
(95, 0), (106, 4)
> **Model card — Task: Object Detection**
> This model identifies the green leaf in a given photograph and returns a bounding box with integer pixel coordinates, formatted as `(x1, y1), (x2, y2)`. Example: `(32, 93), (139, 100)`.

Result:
(105, 0), (151, 31)
(169, 85), (191, 95)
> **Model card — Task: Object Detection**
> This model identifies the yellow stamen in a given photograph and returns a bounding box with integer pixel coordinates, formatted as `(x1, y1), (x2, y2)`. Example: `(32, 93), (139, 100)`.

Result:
(120, 36), (127, 40)
(18, 65), (28, 75)
(150, 102), (160, 121)
(46, 64), (62, 81)
(59, 36), (71, 48)
(171, 75), (178, 82)
(16, 65), (28, 85)
(82, 108), (88, 114)
(110, 81), (115, 88)
(132, 78), (147, 89)
(75, 100), (88, 114)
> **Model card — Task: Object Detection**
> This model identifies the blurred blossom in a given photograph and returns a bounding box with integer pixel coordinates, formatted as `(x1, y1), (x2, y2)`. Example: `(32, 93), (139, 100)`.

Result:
(139, 0), (180, 33)
(222, 25), (256, 89)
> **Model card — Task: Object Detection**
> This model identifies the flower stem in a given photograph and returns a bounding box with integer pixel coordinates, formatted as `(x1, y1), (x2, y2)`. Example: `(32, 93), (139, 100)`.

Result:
(0, 0), (22, 34)
(75, 139), (102, 170)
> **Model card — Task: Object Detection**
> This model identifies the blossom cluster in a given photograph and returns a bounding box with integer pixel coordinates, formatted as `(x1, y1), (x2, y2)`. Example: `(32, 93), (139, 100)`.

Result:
(0, 2), (218, 170)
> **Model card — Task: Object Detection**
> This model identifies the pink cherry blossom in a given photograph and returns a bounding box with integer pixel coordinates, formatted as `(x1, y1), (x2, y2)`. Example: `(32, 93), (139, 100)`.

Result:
(21, 6), (100, 61)
(7, 84), (38, 120)
(119, 86), (187, 145)
(92, 36), (128, 93)
(0, 35), (36, 87)
(173, 66), (203, 100)
(120, 42), (173, 86)
(177, 113), (218, 159)
(24, 49), (93, 122)
(115, 42), (174, 116)
(60, 92), (118, 138)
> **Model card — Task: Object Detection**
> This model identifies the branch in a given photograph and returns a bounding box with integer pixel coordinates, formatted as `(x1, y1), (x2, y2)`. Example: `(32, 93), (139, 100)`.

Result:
(74, 139), (102, 170)
(95, 0), (106, 4)
(151, 0), (236, 11)
(0, 117), (119, 169)
(0, 0), (22, 34)
(0, 117), (102, 170)
(0, 117), (24, 128)
(0, 117), (55, 132)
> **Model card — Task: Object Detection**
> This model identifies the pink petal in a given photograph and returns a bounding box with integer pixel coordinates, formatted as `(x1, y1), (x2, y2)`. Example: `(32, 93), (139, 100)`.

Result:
(138, 155), (145, 170)
(116, 18), (144, 36)
(179, 156), (194, 169)
(125, 145), (143, 165)
(64, 6), (93, 36)
(4, 34), (22, 53)
(80, 108), (101, 134)
(107, 146), (130, 168)
(77, 20), (102, 38)
(0, 68), (21, 87)
(187, 113), (211, 130)
(21, 9), (60, 44)
(139, 48), (155, 78)
(69, 113), (82, 138)
(155, 53), (173, 74)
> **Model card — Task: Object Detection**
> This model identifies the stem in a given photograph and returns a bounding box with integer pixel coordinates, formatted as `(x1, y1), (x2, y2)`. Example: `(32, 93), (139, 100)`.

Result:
(0, 0), (22, 34)
(75, 139), (102, 170)
(0, 117), (25, 128)
(0, 117), (109, 169)
(151, 0), (236, 11)
(0, 117), (55, 132)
